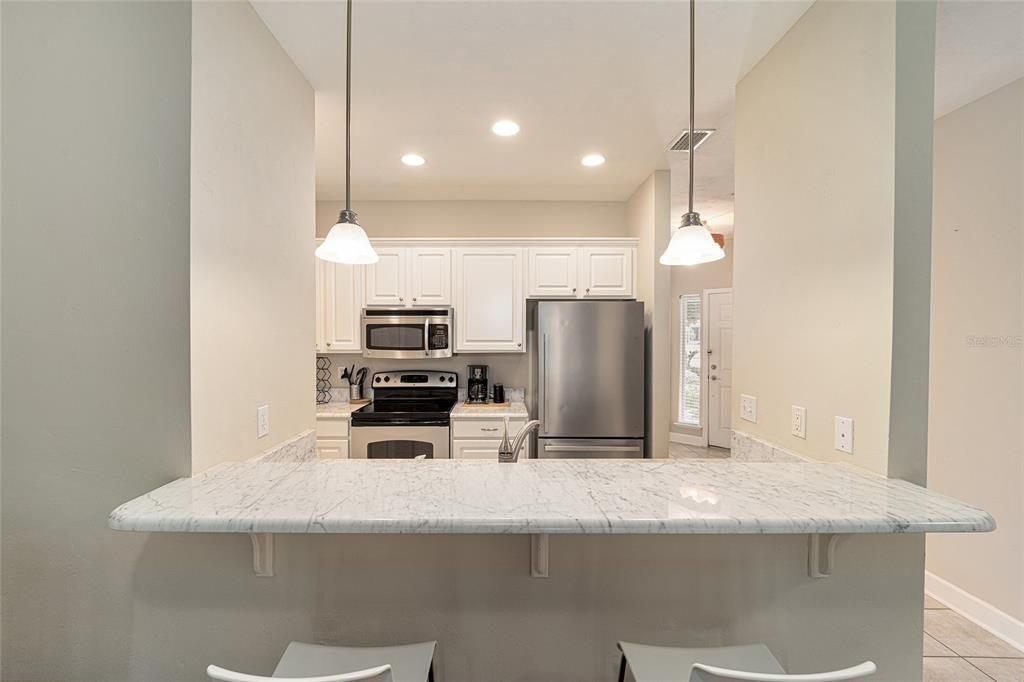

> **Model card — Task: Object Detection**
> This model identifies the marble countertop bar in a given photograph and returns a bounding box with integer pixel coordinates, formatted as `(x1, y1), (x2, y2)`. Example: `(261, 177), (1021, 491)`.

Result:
(110, 459), (994, 535)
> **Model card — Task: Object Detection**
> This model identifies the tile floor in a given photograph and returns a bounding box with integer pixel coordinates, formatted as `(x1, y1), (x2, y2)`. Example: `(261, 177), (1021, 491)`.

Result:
(924, 595), (1024, 681)
(667, 442), (730, 459)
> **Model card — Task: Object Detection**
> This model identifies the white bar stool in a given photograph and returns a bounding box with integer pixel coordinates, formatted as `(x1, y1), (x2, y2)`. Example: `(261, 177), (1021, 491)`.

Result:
(208, 641), (437, 682)
(616, 642), (876, 682)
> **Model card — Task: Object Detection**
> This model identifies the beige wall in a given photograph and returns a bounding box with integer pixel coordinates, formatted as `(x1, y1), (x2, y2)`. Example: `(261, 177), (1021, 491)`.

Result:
(927, 79), (1024, 622)
(627, 171), (672, 458)
(669, 238), (733, 438)
(316, 200), (628, 239)
(1, 1), (193, 677)
(732, 0), (935, 477)
(190, 1), (316, 473)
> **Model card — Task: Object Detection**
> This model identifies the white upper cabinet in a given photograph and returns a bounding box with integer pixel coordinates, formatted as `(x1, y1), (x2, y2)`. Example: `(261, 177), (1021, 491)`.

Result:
(364, 246), (451, 307)
(408, 248), (452, 306)
(454, 247), (525, 352)
(321, 257), (363, 352)
(364, 247), (407, 306)
(527, 245), (634, 299)
(580, 246), (634, 298)
(527, 247), (579, 298)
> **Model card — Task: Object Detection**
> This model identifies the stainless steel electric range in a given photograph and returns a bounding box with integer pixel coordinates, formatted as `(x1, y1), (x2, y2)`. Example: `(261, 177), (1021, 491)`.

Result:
(349, 370), (458, 459)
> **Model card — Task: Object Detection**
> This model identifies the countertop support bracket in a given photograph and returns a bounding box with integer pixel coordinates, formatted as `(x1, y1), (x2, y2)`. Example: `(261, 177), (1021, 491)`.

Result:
(808, 533), (840, 579)
(250, 533), (274, 577)
(531, 534), (549, 578)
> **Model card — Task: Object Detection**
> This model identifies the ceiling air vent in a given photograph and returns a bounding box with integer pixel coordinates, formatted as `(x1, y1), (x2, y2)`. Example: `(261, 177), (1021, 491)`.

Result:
(668, 129), (715, 152)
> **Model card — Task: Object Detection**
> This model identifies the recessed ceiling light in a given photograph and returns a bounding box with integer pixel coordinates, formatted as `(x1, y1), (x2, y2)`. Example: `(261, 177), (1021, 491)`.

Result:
(491, 120), (520, 137)
(401, 153), (425, 167)
(581, 154), (606, 167)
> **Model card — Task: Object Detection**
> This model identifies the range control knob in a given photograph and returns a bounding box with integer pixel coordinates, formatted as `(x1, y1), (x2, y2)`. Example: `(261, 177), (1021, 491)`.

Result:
(384, 376), (390, 383)
(374, 376), (381, 383)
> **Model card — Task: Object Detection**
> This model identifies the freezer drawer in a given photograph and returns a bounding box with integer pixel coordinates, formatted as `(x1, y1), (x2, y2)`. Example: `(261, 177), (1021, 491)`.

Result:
(536, 438), (644, 459)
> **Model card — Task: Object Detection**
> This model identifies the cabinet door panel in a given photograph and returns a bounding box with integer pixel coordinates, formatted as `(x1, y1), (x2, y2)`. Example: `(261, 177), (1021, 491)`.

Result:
(323, 261), (363, 352)
(364, 247), (406, 306)
(527, 247), (578, 298)
(409, 248), (451, 306)
(580, 247), (634, 298)
(454, 248), (524, 352)
(316, 437), (349, 459)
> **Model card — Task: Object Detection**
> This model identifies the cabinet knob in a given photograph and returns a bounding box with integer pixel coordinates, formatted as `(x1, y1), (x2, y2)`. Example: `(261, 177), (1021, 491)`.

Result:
(399, 297), (404, 302)
(326, 342), (332, 347)
(572, 287), (577, 293)
(518, 342), (522, 347)
(586, 288), (590, 294)
(413, 297), (417, 302)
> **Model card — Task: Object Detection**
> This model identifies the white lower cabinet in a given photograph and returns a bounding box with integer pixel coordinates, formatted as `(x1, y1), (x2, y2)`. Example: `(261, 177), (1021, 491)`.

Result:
(451, 419), (528, 460)
(453, 247), (525, 352)
(315, 437), (349, 459)
(315, 416), (349, 459)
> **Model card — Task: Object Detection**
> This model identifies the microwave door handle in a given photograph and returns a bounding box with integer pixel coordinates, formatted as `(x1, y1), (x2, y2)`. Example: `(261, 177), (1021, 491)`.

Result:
(424, 320), (431, 356)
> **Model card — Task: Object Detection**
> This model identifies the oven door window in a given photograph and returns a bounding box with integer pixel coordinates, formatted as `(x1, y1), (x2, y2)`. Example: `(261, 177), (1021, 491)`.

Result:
(366, 439), (436, 459)
(365, 324), (425, 351)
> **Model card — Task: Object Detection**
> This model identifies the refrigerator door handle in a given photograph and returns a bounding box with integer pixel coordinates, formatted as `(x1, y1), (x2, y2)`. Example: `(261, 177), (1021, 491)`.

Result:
(541, 333), (549, 435)
(542, 445), (643, 453)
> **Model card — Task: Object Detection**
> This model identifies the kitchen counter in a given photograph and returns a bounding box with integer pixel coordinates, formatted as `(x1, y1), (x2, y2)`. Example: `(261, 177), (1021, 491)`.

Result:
(315, 401), (363, 419)
(109, 459), (993, 535)
(449, 400), (529, 420)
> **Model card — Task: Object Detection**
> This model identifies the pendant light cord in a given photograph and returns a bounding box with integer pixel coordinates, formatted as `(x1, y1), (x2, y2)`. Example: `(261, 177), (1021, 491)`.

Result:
(688, 0), (695, 216)
(345, 0), (353, 213)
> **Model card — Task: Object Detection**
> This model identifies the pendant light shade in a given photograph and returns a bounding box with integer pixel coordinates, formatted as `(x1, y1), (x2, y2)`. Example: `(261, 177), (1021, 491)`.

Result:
(660, 0), (725, 267)
(316, 0), (378, 265)
(316, 209), (379, 264)
(660, 212), (725, 266)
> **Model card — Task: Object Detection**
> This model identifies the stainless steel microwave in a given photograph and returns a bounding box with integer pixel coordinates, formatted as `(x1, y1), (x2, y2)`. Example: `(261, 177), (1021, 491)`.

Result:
(361, 307), (454, 359)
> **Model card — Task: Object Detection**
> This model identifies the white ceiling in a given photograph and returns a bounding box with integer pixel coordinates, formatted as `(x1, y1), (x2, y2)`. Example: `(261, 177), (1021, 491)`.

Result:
(253, 0), (1024, 230)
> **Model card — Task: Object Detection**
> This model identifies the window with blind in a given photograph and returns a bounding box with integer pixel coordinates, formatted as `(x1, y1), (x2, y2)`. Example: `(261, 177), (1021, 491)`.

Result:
(679, 295), (701, 426)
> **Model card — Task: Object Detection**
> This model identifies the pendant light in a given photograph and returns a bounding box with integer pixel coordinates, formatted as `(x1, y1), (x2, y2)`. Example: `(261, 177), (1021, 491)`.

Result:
(660, 0), (725, 267)
(316, 0), (379, 265)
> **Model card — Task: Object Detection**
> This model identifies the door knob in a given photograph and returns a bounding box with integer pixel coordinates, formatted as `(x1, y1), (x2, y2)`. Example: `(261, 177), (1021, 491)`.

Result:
(711, 375), (718, 381)
(711, 364), (717, 370)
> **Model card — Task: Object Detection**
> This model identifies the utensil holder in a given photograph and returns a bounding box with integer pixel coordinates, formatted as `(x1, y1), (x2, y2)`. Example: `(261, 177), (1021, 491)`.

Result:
(349, 384), (363, 401)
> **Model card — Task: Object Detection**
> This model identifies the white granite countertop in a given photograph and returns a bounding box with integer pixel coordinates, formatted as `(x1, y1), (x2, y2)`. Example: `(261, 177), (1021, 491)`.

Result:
(449, 400), (529, 420)
(315, 401), (363, 419)
(109, 459), (994, 535)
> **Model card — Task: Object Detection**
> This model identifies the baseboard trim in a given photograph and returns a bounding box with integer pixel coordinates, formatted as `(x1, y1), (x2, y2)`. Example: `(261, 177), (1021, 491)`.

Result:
(669, 431), (706, 447)
(925, 570), (1024, 654)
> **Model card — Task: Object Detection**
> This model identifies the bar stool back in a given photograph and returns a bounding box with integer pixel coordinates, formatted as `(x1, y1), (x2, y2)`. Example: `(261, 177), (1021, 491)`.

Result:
(616, 642), (875, 682)
(208, 640), (436, 682)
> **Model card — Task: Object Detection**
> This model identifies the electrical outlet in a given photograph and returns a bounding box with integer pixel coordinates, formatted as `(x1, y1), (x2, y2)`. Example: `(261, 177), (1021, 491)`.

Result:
(834, 416), (853, 454)
(257, 405), (270, 439)
(791, 405), (806, 439)
(740, 394), (758, 423)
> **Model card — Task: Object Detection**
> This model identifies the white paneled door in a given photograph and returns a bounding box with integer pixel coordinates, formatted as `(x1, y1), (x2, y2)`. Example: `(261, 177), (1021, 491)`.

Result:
(706, 289), (733, 449)
(364, 247), (406, 306)
(454, 247), (525, 352)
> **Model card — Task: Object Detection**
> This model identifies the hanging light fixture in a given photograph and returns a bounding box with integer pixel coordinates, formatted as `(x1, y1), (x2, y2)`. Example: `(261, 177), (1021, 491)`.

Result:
(660, 0), (724, 267)
(316, 0), (379, 265)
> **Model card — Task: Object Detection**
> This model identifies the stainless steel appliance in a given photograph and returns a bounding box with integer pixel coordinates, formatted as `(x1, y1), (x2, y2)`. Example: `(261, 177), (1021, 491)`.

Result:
(361, 307), (453, 359)
(350, 371), (458, 459)
(529, 300), (645, 458)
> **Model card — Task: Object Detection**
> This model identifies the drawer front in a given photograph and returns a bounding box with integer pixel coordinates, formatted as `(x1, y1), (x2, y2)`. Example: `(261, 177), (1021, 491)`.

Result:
(451, 439), (501, 460)
(316, 417), (350, 439)
(452, 419), (525, 440)
(316, 437), (349, 459)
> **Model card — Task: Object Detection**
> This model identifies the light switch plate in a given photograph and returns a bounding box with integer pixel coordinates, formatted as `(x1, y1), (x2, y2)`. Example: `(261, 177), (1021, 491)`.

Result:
(791, 405), (806, 439)
(257, 405), (270, 439)
(834, 416), (853, 453)
(740, 394), (758, 423)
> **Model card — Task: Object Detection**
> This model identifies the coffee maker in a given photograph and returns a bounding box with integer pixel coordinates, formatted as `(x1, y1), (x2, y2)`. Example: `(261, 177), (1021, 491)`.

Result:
(467, 365), (488, 403)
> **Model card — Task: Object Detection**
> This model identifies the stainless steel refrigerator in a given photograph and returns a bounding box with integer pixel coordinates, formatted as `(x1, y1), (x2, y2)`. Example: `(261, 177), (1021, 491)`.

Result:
(528, 300), (645, 458)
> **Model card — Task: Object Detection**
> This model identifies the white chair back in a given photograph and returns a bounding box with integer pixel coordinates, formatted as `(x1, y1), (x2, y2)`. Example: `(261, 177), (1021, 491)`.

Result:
(690, 661), (876, 682)
(207, 663), (393, 682)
